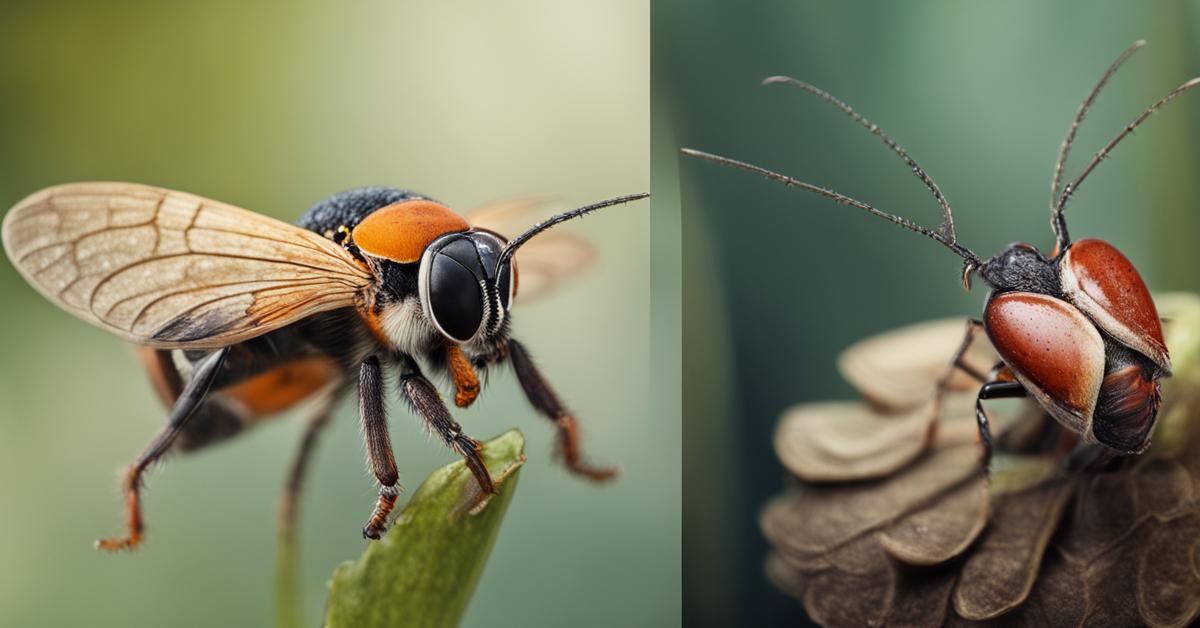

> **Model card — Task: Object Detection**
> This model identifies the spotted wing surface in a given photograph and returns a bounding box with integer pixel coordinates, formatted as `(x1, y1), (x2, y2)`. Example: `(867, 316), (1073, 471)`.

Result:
(468, 197), (597, 302)
(3, 182), (372, 349)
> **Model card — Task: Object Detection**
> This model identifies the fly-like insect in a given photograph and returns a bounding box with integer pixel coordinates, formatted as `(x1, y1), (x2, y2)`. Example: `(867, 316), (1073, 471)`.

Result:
(684, 40), (1195, 467)
(2, 183), (647, 550)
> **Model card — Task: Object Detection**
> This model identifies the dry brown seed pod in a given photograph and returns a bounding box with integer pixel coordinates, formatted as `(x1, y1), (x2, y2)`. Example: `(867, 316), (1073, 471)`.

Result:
(878, 475), (990, 566)
(775, 392), (1017, 483)
(764, 295), (1200, 626)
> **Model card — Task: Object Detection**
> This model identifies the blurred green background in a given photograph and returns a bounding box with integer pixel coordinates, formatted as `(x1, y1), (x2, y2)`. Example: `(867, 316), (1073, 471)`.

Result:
(655, 1), (1200, 626)
(0, 2), (675, 628)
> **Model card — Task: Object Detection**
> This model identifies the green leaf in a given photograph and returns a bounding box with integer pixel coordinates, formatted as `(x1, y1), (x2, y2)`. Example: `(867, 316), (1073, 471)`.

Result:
(324, 429), (526, 628)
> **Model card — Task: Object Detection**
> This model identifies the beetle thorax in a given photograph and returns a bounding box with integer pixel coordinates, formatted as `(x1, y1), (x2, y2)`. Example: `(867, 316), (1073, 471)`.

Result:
(978, 243), (1060, 294)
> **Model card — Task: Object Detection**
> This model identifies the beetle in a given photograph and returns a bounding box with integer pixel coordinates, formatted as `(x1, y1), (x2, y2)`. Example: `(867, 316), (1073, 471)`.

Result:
(2, 182), (647, 550)
(683, 40), (1195, 467)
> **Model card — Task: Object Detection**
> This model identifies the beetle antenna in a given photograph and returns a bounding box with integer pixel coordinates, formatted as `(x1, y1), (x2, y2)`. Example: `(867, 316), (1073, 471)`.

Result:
(762, 76), (960, 241)
(496, 192), (649, 272)
(1055, 75), (1200, 219)
(681, 148), (982, 269)
(1050, 40), (1145, 250)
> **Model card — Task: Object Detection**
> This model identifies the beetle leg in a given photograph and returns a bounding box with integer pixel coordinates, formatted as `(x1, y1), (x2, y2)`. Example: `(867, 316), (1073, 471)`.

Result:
(278, 392), (339, 542)
(95, 347), (231, 552)
(975, 380), (1027, 469)
(399, 370), (496, 497)
(358, 356), (403, 540)
(507, 339), (616, 482)
(925, 319), (988, 446)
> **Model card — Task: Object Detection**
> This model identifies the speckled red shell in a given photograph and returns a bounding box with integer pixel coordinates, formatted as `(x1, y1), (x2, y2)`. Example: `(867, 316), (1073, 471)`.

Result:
(351, 200), (470, 263)
(984, 292), (1106, 438)
(1060, 239), (1170, 373)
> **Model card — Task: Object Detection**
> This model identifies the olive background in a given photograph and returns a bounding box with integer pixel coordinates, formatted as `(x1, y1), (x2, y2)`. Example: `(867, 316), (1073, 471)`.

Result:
(655, 1), (1200, 626)
(0, 3), (676, 628)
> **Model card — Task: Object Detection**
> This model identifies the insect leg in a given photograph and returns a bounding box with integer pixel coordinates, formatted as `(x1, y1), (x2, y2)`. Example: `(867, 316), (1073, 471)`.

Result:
(975, 380), (1027, 469)
(924, 319), (988, 446)
(278, 392), (338, 542)
(399, 371), (495, 496)
(358, 356), (402, 540)
(507, 339), (616, 482)
(95, 347), (231, 552)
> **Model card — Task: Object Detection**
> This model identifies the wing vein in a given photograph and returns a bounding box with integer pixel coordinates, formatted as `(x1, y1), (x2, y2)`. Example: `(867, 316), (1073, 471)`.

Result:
(118, 276), (337, 325)
(87, 252), (365, 315)
(253, 288), (355, 326)
(188, 224), (343, 261)
(16, 218), (157, 265)
(143, 284), (354, 337)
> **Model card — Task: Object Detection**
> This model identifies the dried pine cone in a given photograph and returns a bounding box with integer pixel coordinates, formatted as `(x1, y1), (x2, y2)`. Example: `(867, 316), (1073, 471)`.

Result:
(763, 293), (1200, 627)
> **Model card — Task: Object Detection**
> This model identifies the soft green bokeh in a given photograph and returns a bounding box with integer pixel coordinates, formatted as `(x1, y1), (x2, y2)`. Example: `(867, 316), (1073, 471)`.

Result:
(0, 3), (670, 628)
(656, 2), (1200, 626)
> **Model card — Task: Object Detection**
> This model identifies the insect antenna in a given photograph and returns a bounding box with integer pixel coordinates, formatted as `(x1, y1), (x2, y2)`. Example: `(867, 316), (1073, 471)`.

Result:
(680, 148), (982, 273)
(1050, 39), (1145, 238)
(681, 77), (984, 282)
(762, 76), (960, 241)
(496, 192), (649, 272)
(1055, 74), (1200, 221)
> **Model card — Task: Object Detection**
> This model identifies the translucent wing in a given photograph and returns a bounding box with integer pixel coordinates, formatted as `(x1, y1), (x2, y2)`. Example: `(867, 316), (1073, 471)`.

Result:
(467, 197), (596, 302)
(3, 182), (372, 349)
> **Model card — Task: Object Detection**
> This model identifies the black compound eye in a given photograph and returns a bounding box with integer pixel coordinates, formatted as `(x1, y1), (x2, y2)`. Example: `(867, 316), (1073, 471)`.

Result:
(428, 252), (484, 342)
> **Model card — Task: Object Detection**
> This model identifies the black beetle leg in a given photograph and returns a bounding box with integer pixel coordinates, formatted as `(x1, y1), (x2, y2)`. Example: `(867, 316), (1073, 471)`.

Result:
(925, 319), (988, 446)
(975, 380), (1027, 470)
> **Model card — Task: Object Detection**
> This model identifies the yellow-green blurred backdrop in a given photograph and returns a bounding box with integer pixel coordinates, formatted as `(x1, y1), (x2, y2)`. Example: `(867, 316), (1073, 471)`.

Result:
(0, 3), (673, 627)
(656, 1), (1200, 626)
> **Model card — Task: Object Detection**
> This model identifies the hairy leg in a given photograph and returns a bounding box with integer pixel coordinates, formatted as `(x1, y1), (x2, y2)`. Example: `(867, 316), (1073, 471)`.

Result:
(508, 339), (616, 481)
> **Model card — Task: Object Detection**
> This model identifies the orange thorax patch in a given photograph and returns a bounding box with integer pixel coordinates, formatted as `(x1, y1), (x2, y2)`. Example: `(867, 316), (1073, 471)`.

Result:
(351, 200), (470, 263)
(221, 356), (337, 417)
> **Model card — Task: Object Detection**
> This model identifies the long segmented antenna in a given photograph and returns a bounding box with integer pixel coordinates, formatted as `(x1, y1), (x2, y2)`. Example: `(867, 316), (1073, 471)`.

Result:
(680, 148), (982, 268)
(764, 76), (958, 241)
(1051, 40), (1145, 213)
(495, 192), (649, 273)
(1055, 75), (1200, 219)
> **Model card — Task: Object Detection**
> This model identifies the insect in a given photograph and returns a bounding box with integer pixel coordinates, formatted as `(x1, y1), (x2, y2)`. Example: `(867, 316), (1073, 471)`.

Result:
(2, 182), (647, 550)
(683, 40), (1194, 467)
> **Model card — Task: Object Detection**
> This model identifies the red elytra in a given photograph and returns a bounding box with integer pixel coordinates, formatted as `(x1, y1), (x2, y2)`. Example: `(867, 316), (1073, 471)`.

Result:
(351, 200), (470, 263)
(1060, 238), (1170, 373)
(983, 292), (1107, 435)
